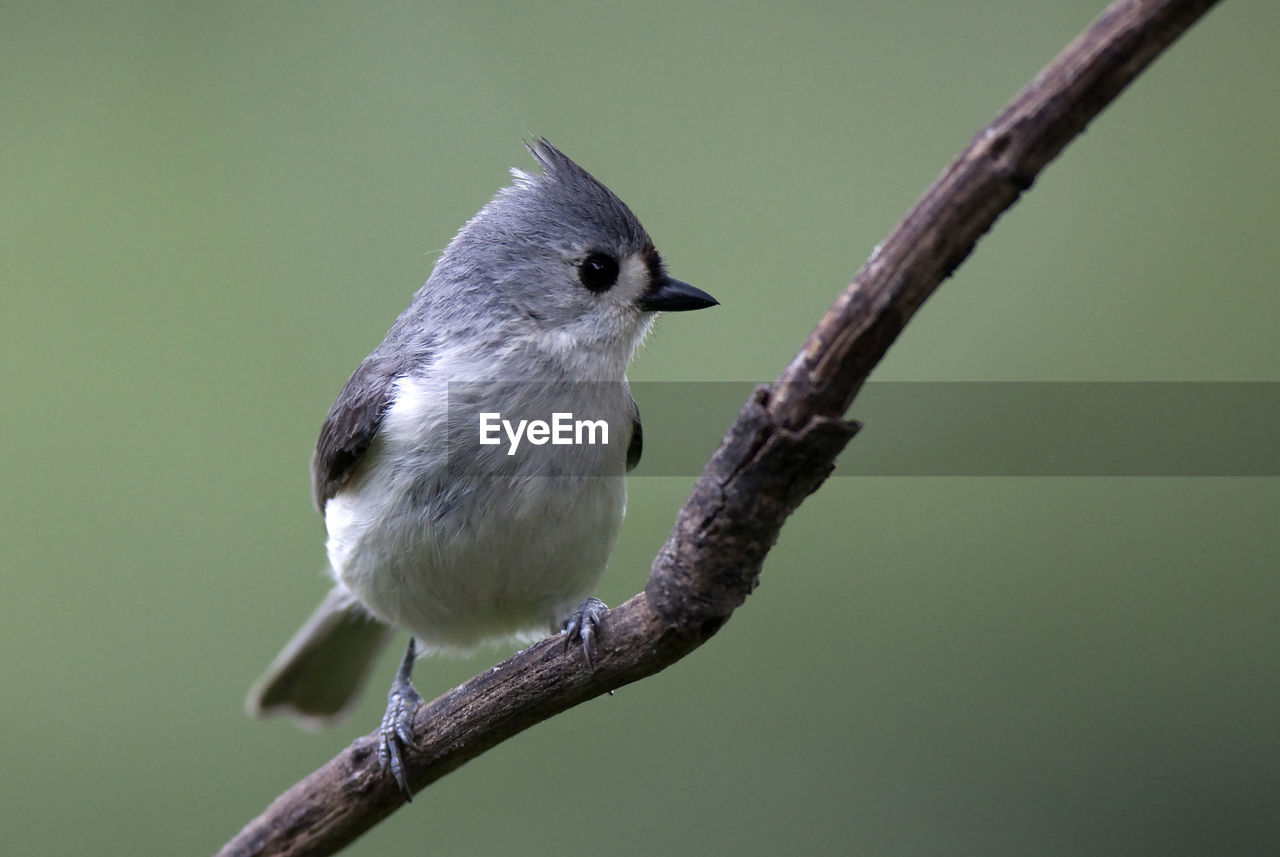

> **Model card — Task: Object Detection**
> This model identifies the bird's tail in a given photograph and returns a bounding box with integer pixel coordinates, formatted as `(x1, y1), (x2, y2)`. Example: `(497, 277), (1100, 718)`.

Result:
(246, 584), (393, 728)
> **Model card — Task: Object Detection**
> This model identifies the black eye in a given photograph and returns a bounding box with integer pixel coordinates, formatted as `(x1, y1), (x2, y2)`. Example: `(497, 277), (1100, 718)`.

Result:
(578, 253), (619, 292)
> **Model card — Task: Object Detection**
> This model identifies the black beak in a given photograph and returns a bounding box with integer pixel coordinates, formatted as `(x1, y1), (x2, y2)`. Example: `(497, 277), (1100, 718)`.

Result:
(636, 276), (718, 312)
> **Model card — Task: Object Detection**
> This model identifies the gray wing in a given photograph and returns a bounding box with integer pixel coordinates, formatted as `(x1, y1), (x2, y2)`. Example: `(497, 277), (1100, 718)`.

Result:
(311, 353), (404, 510)
(626, 398), (643, 473)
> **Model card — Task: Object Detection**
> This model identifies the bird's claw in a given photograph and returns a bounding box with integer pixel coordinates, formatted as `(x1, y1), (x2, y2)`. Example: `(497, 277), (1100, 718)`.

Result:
(377, 681), (423, 801)
(563, 597), (607, 669)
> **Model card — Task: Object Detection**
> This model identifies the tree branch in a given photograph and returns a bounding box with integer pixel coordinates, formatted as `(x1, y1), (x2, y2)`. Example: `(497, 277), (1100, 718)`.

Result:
(218, 1), (1222, 854)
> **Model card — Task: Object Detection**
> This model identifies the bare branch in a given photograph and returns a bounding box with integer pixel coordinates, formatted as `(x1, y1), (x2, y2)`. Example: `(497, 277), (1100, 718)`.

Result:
(218, 1), (1222, 854)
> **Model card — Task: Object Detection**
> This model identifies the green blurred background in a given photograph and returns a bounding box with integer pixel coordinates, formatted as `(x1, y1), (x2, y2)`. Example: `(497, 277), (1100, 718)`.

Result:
(4, 1), (1277, 855)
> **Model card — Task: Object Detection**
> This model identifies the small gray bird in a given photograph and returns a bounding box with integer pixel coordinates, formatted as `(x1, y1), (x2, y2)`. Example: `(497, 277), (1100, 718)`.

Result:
(247, 140), (717, 798)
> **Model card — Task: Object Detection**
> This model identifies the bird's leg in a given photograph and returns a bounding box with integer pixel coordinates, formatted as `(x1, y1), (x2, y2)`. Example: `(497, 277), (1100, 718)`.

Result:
(561, 597), (608, 670)
(378, 637), (423, 801)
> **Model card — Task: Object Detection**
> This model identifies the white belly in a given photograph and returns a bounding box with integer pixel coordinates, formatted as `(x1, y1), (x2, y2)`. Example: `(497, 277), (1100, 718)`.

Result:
(323, 376), (629, 651)
(326, 473), (624, 651)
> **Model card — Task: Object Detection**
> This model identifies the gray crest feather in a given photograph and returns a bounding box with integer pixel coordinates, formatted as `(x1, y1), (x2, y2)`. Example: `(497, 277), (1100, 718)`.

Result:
(489, 138), (653, 254)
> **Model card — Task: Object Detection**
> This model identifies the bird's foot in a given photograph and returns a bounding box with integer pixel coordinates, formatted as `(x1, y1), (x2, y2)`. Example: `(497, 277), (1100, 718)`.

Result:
(378, 677), (422, 801)
(378, 641), (424, 801)
(562, 597), (608, 669)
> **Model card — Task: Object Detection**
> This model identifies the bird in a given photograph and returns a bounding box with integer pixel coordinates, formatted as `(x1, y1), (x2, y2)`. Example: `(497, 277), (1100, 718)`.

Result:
(246, 139), (718, 799)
